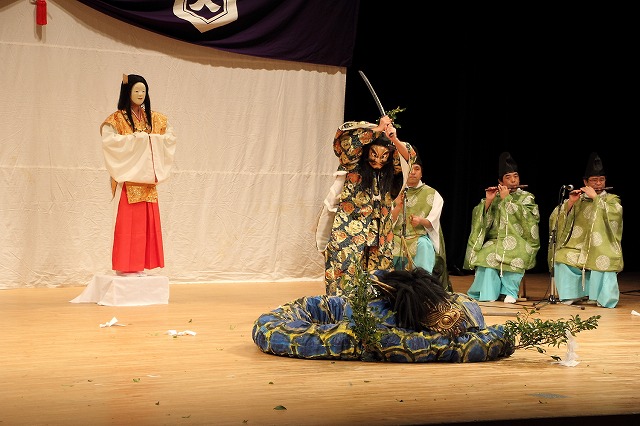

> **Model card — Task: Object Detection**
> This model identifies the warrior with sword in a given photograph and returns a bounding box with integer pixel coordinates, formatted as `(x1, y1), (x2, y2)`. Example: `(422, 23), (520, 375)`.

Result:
(317, 72), (417, 296)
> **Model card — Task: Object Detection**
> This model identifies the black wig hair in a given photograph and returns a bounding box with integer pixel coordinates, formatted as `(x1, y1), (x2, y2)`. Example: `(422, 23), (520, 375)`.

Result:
(359, 134), (403, 199)
(117, 74), (152, 130)
(376, 267), (450, 330)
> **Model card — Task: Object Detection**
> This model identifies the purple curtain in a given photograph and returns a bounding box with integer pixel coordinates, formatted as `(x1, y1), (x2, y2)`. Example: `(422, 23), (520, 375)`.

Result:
(77, 0), (360, 67)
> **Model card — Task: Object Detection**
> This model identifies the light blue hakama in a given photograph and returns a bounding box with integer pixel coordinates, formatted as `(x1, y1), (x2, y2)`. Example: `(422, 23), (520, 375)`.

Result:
(394, 234), (436, 273)
(467, 267), (523, 301)
(554, 263), (619, 308)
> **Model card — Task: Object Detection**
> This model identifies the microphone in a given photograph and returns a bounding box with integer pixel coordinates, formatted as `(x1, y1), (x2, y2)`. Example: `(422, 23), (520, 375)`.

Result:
(562, 184), (574, 191)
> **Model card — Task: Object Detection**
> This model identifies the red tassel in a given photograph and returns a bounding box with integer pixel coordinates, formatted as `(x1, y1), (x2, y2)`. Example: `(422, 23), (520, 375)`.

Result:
(36, 0), (47, 26)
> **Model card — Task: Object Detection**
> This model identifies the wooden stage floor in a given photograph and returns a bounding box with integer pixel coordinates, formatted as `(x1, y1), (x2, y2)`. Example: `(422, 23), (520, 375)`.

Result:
(2, 272), (640, 425)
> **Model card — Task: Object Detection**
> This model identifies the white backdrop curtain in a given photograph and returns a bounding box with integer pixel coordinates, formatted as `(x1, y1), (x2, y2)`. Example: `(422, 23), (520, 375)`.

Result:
(0, 1), (345, 288)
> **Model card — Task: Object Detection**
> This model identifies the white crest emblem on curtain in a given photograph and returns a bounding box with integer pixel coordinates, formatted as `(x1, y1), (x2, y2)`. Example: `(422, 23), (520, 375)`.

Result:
(173, 0), (238, 33)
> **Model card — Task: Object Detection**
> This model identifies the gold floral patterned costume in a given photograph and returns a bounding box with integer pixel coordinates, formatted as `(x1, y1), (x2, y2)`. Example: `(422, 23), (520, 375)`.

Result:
(323, 122), (415, 296)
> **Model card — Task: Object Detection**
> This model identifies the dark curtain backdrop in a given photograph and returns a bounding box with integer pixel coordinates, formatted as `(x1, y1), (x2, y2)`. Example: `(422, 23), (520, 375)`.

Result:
(345, 6), (634, 275)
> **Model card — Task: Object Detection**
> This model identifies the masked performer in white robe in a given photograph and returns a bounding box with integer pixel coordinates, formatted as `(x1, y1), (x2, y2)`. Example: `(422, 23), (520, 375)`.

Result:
(101, 74), (176, 276)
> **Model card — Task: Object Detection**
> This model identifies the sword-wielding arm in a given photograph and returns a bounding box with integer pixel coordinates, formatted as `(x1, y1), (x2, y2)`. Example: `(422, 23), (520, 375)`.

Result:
(385, 122), (410, 161)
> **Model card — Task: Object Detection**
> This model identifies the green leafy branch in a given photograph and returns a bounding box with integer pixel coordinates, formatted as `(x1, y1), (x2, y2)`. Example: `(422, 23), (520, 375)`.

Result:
(344, 264), (601, 362)
(342, 263), (382, 358)
(384, 106), (406, 128)
(503, 307), (601, 356)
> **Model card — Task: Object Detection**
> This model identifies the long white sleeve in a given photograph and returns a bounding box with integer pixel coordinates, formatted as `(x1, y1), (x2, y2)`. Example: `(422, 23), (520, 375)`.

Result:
(426, 190), (444, 254)
(101, 123), (176, 184)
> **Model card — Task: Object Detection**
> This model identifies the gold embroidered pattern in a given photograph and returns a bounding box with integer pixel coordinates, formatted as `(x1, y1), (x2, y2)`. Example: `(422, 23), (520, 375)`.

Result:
(102, 110), (167, 135)
(423, 302), (464, 336)
(126, 182), (158, 203)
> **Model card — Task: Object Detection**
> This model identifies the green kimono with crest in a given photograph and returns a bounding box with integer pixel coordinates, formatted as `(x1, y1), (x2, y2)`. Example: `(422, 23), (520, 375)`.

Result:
(392, 183), (452, 291)
(548, 192), (623, 272)
(464, 189), (540, 274)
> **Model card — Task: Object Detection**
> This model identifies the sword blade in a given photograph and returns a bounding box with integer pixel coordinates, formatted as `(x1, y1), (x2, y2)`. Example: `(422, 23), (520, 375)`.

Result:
(358, 70), (385, 116)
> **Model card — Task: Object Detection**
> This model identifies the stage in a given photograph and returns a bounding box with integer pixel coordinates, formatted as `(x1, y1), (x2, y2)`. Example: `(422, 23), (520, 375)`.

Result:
(1, 272), (639, 425)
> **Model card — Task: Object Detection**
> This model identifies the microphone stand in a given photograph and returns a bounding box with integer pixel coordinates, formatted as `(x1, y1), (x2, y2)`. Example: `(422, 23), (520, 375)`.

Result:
(535, 186), (565, 309)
